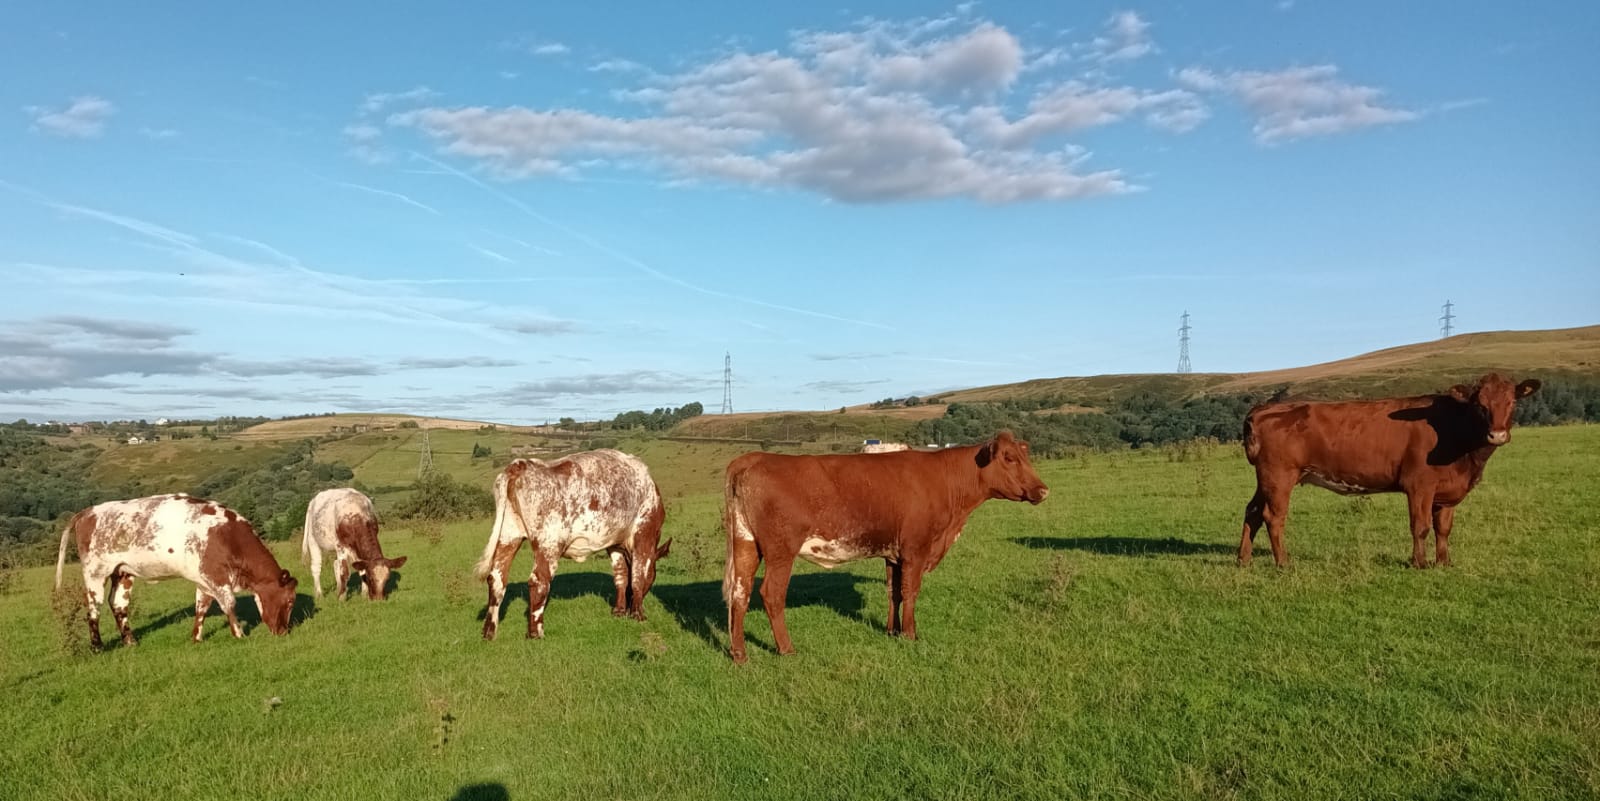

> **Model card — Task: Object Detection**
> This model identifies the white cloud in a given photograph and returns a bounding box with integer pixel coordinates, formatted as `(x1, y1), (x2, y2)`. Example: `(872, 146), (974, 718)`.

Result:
(531, 42), (570, 56)
(1092, 11), (1154, 63)
(390, 17), (1155, 204)
(590, 58), (646, 74)
(139, 127), (180, 139)
(344, 123), (389, 164)
(25, 96), (116, 138)
(468, 243), (515, 264)
(1178, 65), (1419, 143)
(360, 86), (438, 115)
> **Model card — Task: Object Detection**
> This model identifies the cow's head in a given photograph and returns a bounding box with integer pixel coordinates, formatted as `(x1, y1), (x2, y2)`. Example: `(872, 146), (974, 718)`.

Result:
(256, 569), (298, 634)
(1450, 373), (1541, 446)
(638, 539), (671, 597)
(350, 556), (408, 600)
(976, 431), (1049, 504)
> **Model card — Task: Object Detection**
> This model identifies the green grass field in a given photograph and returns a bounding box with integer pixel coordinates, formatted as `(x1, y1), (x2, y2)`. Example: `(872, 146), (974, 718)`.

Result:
(2, 426), (1596, 800)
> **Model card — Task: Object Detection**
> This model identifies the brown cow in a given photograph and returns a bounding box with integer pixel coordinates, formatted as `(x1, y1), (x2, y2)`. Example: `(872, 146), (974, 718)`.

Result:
(1239, 373), (1541, 568)
(54, 494), (298, 648)
(722, 431), (1048, 663)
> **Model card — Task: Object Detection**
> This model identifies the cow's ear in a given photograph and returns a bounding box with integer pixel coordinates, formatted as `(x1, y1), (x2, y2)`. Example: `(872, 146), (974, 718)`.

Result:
(386, 556), (408, 569)
(656, 539), (672, 559)
(975, 439), (995, 468)
(351, 560), (368, 573)
(1516, 379), (1542, 398)
(278, 569), (294, 587)
(1449, 384), (1474, 402)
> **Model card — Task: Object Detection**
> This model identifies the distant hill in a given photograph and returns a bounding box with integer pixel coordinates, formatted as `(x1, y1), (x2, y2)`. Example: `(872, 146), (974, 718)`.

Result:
(939, 325), (1600, 406)
(235, 413), (525, 441)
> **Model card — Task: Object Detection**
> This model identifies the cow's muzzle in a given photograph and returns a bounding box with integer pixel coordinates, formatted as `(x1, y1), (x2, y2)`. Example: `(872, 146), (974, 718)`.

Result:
(1028, 486), (1050, 505)
(1487, 430), (1510, 446)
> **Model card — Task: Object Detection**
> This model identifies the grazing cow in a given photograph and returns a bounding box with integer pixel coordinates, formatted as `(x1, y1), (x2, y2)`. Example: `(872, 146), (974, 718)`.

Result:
(722, 430), (1048, 664)
(302, 488), (406, 600)
(473, 449), (670, 640)
(53, 494), (298, 649)
(1239, 373), (1542, 568)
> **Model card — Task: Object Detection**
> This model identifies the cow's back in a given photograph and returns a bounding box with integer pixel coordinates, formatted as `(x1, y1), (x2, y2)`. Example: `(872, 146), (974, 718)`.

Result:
(729, 449), (952, 536)
(1247, 397), (1441, 489)
(505, 450), (659, 558)
(77, 494), (243, 582)
(305, 488), (374, 549)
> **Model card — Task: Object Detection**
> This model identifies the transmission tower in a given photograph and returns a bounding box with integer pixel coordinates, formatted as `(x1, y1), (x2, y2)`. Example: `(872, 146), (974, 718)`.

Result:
(720, 352), (734, 414)
(1177, 311), (1192, 373)
(417, 428), (434, 477)
(1439, 300), (1455, 339)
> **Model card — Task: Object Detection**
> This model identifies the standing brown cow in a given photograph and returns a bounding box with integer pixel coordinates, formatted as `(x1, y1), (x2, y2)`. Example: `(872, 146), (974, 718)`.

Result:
(722, 431), (1048, 664)
(1239, 373), (1541, 568)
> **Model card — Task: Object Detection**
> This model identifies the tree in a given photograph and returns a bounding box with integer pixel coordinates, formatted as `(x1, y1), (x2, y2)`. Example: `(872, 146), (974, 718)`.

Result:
(471, 442), (491, 459)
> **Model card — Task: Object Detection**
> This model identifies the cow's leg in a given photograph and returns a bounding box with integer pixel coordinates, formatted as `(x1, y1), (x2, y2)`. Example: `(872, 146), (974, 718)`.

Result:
(1238, 487), (1267, 566)
(608, 548), (630, 617)
(629, 550), (653, 622)
(82, 567), (109, 651)
(898, 563), (928, 640)
(1432, 505), (1456, 567)
(334, 554), (351, 602)
(526, 545), (558, 639)
(758, 555), (797, 656)
(1404, 490), (1436, 569)
(885, 560), (904, 636)
(109, 566), (137, 646)
(215, 588), (244, 638)
(192, 588), (212, 642)
(307, 543), (324, 599)
(1260, 478), (1293, 568)
(726, 537), (761, 664)
(482, 539), (523, 641)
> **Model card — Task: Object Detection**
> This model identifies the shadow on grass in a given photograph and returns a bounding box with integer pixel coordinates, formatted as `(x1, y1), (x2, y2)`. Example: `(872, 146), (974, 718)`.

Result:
(652, 572), (876, 656)
(1011, 535), (1242, 557)
(132, 592), (319, 641)
(451, 783), (509, 801)
(476, 572), (618, 625)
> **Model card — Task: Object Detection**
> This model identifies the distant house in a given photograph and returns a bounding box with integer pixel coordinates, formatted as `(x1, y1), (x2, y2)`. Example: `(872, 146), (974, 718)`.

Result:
(861, 442), (909, 454)
(155, 418), (170, 426)
(126, 436), (146, 445)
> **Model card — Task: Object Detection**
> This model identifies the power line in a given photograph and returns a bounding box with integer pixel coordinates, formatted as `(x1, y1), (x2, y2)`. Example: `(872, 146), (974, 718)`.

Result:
(1177, 311), (1192, 373)
(1439, 300), (1455, 339)
(720, 352), (734, 415)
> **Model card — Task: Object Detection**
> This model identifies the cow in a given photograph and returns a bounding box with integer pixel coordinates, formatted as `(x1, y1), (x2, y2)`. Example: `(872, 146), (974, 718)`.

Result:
(722, 430), (1049, 664)
(472, 449), (671, 640)
(53, 494), (298, 649)
(1239, 373), (1542, 569)
(301, 488), (407, 600)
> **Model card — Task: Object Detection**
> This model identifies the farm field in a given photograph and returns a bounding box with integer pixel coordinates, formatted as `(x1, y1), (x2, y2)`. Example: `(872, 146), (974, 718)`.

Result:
(2, 426), (1597, 800)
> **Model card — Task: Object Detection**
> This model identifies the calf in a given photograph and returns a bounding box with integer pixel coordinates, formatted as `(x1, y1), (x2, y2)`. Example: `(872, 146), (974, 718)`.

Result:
(53, 494), (298, 648)
(473, 449), (670, 640)
(1239, 373), (1541, 568)
(302, 488), (407, 600)
(723, 431), (1048, 663)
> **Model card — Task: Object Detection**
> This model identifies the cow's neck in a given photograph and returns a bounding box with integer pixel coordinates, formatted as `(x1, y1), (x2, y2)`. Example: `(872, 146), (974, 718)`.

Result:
(219, 531), (281, 590)
(942, 445), (996, 520)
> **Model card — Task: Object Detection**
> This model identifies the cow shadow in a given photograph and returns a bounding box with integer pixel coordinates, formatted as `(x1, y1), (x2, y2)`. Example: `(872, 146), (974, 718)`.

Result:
(128, 592), (317, 641)
(1011, 535), (1241, 558)
(451, 784), (509, 801)
(652, 572), (875, 656)
(475, 572), (619, 624)
(339, 569), (405, 599)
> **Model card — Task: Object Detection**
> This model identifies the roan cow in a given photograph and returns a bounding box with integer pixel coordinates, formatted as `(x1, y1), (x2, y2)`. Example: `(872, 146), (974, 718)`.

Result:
(1239, 373), (1541, 568)
(54, 493), (298, 648)
(722, 431), (1049, 663)
(473, 449), (670, 640)
(302, 487), (407, 600)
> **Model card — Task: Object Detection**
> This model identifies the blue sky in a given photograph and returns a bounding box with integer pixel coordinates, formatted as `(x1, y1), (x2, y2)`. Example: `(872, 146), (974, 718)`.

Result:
(2, 2), (1596, 424)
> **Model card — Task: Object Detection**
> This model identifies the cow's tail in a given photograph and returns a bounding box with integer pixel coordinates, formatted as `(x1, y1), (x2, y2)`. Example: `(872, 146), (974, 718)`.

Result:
(54, 511), (81, 591)
(473, 474), (512, 580)
(299, 516), (315, 566)
(1241, 407), (1264, 465)
(721, 464), (745, 606)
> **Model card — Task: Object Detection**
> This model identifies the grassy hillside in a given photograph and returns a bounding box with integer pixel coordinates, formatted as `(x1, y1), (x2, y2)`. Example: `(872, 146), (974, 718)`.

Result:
(233, 413), (523, 441)
(943, 325), (1600, 406)
(3, 425), (1595, 800)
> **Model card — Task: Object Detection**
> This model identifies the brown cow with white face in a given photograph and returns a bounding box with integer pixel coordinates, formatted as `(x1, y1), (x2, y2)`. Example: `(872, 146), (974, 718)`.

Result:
(722, 431), (1048, 663)
(1239, 373), (1541, 568)
(54, 494), (298, 649)
(302, 488), (406, 600)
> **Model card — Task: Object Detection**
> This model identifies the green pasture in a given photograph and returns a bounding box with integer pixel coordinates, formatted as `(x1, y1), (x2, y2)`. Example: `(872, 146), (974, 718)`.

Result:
(1, 426), (1595, 800)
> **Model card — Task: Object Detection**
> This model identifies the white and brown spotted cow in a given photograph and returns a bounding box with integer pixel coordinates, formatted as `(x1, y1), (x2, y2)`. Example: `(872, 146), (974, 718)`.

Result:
(53, 494), (298, 649)
(473, 449), (670, 640)
(302, 488), (406, 600)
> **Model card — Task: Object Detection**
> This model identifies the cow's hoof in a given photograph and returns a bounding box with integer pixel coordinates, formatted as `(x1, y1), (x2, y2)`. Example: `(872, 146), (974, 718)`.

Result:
(730, 650), (748, 665)
(630, 612), (647, 623)
(482, 628), (497, 641)
(611, 608), (628, 618)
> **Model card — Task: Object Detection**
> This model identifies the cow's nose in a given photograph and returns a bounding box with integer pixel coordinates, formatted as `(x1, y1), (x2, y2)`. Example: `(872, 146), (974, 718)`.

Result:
(1488, 430), (1510, 445)
(1033, 486), (1050, 503)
